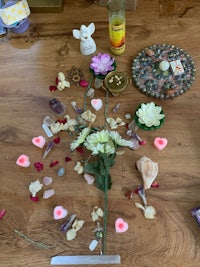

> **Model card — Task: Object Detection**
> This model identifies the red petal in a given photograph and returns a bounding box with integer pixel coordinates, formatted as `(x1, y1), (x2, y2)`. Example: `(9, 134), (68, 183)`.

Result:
(30, 195), (39, 202)
(65, 156), (72, 162)
(34, 161), (44, 172)
(139, 140), (146, 145)
(76, 147), (84, 155)
(125, 190), (134, 199)
(151, 181), (159, 188)
(49, 85), (57, 92)
(53, 137), (60, 144)
(50, 160), (59, 167)
(55, 77), (59, 85)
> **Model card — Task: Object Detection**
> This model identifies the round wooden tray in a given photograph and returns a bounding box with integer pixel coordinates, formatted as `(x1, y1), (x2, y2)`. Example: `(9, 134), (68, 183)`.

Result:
(132, 44), (196, 99)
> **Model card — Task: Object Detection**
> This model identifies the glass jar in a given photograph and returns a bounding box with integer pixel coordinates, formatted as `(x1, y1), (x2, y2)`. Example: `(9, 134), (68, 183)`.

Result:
(107, 0), (125, 55)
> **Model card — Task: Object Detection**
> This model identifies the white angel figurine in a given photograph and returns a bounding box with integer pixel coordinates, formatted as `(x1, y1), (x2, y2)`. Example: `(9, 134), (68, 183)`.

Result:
(72, 23), (96, 56)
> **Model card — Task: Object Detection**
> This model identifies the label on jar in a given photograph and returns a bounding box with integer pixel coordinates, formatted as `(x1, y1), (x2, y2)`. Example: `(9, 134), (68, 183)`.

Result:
(109, 17), (125, 55)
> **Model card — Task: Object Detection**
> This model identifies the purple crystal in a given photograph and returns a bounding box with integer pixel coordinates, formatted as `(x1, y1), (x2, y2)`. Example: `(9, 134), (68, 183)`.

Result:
(49, 98), (66, 115)
(191, 207), (200, 226)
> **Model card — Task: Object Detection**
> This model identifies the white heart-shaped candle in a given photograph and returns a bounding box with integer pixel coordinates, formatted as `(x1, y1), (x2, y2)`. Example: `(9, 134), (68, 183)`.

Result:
(91, 98), (103, 111)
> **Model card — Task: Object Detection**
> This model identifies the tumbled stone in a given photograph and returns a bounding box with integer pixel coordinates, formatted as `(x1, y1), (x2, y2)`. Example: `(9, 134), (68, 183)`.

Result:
(84, 173), (94, 184)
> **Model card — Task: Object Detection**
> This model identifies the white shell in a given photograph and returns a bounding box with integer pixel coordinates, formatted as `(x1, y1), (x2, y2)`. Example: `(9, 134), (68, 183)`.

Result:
(136, 156), (158, 190)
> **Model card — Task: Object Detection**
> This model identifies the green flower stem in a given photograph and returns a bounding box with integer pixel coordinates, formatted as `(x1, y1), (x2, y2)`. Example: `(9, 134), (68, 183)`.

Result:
(83, 75), (94, 112)
(103, 171), (109, 255)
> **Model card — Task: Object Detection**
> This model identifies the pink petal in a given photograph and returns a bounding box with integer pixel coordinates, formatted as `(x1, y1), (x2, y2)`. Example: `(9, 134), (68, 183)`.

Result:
(0, 209), (6, 219)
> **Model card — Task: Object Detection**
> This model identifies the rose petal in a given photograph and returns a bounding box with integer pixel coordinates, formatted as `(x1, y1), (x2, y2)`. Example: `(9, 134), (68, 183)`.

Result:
(53, 137), (60, 144)
(34, 161), (44, 172)
(50, 160), (59, 167)
(65, 156), (72, 162)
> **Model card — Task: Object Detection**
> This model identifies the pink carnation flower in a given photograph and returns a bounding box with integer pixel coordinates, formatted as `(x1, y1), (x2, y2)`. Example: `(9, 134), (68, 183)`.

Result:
(90, 53), (114, 75)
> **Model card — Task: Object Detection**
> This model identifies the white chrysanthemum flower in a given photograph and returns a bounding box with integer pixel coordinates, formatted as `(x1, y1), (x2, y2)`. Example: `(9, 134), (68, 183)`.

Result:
(109, 131), (133, 148)
(84, 130), (115, 155)
(70, 127), (91, 151)
(136, 102), (165, 127)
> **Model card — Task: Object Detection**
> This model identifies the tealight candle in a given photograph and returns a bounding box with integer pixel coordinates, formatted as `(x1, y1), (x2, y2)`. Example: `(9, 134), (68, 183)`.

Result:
(159, 60), (170, 72)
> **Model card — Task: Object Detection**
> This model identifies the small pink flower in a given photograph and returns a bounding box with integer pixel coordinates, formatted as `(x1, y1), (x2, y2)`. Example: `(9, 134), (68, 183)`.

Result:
(16, 154), (30, 167)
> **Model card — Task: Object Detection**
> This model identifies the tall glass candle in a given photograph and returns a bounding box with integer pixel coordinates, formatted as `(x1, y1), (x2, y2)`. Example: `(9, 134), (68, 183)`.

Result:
(107, 0), (125, 55)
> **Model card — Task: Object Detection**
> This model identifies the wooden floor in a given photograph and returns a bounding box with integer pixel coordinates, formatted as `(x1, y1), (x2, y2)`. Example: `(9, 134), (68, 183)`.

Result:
(1, 0), (200, 266)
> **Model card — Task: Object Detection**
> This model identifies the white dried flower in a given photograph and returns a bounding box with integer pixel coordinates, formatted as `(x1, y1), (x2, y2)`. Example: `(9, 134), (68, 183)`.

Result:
(29, 179), (43, 197)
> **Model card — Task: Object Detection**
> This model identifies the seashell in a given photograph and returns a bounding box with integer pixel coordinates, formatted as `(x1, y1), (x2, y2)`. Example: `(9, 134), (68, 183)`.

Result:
(136, 156), (158, 190)
(145, 48), (155, 57)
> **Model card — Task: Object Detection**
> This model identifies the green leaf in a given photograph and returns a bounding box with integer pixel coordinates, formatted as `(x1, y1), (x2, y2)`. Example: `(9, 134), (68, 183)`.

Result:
(84, 160), (100, 175)
(96, 173), (112, 192)
(108, 153), (116, 167)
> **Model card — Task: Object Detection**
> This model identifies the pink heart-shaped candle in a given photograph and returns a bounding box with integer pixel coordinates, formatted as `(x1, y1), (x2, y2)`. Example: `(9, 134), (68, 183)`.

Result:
(154, 137), (168, 151)
(91, 98), (103, 111)
(54, 206), (68, 220)
(16, 154), (30, 167)
(115, 218), (129, 233)
(32, 136), (46, 148)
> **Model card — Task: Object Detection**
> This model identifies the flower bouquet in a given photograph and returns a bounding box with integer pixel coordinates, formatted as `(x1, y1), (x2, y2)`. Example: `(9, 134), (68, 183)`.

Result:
(71, 127), (132, 254)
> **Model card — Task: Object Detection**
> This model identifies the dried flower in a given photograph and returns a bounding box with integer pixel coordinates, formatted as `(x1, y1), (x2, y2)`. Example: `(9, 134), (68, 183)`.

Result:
(90, 53), (114, 75)
(29, 180), (43, 198)
(70, 127), (91, 151)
